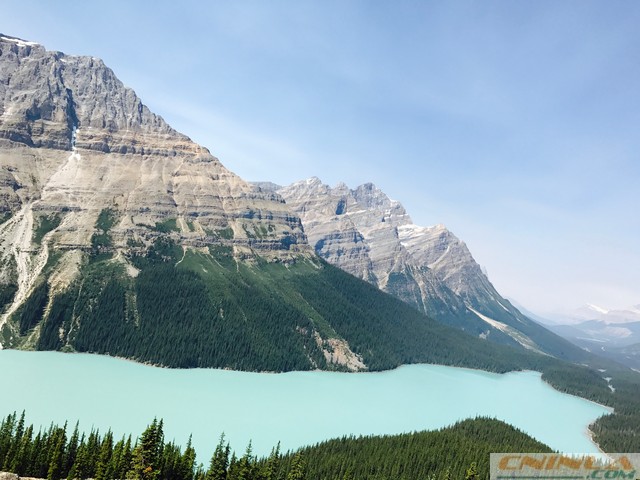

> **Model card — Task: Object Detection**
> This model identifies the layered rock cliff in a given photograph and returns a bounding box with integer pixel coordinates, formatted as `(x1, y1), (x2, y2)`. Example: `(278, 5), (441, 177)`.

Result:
(0, 34), (306, 252)
(0, 34), (312, 345)
(279, 178), (587, 359)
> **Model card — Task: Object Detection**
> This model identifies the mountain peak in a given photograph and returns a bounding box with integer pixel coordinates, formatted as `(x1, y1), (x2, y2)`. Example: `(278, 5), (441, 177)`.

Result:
(306, 176), (324, 185)
(0, 34), (309, 266)
(0, 33), (186, 154)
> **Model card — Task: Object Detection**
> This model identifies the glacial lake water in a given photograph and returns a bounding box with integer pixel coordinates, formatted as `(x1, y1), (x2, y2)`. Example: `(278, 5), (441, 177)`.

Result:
(0, 350), (611, 459)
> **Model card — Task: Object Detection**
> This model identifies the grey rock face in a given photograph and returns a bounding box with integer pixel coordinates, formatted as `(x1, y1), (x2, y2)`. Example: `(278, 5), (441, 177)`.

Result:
(280, 177), (564, 353)
(0, 34), (310, 338)
(0, 34), (307, 256)
(251, 181), (283, 193)
(0, 34), (178, 153)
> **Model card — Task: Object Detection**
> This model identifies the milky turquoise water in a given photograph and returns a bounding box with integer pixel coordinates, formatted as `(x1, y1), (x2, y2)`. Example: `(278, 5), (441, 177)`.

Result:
(0, 350), (610, 459)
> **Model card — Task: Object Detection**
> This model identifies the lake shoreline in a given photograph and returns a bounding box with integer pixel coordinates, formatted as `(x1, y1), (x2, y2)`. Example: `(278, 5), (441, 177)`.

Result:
(0, 349), (610, 457)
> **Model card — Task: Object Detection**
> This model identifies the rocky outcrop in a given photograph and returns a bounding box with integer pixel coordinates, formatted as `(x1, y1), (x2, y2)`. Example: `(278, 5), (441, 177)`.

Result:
(0, 474), (42, 480)
(0, 472), (19, 480)
(280, 177), (575, 355)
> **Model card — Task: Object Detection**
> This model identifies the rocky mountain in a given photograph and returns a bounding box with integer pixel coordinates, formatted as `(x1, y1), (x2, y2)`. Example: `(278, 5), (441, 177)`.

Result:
(0, 34), (314, 346)
(0, 33), (307, 252)
(0, 33), (312, 306)
(0, 34), (330, 365)
(279, 177), (590, 361)
(0, 34), (558, 374)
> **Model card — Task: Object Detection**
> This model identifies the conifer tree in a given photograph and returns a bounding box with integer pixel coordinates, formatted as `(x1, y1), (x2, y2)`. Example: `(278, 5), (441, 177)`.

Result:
(236, 441), (254, 480)
(69, 434), (90, 480)
(227, 452), (239, 480)
(206, 433), (230, 480)
(64, 422), (80, 476)
(94, 430), (114, 480)
(9, 424), (32, 476)
(127, 419), (164, 480)
(85, 429), (102, 479)
(195, 463), (207, 480)
(262, 442), (280, 480)
(0, 412), (17, 465)
(120, 436), (133, 478)
(107, 435), (133, 479)
(32, 431), (46, 478)
(47, 426), (67, 480)
(286, 452), (306, 480)
(1, 411), (24, 471)
(127, 443), (145, 480)
(179, 435), (196, 480)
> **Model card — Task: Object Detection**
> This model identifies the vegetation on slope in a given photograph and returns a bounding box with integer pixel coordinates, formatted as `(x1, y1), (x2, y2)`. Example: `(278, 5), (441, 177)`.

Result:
(9, 241), (552, 373)
(0, 413), (551, 480)
(0, 282), (17, 315)
(283, 417), (551, 480)
(91, 208), (118, 254)
(0, 256), (18, 316)
(32, 214), (61, 245)
(540, 363), (640, 452)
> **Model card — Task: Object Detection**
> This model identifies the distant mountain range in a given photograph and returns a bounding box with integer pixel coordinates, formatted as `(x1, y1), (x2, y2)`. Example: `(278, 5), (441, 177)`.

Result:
(547, 304), (640, 325)
(531, 304), (640, 370)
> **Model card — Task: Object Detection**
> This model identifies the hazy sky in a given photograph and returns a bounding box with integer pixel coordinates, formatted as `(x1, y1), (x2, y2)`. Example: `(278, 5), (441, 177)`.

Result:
(2, 1), (639, 314)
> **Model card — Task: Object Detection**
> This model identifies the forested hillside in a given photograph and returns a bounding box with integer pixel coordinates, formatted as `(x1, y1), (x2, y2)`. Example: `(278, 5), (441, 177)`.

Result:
(4, 232), (548, 373)
(284, 418), (552, 480)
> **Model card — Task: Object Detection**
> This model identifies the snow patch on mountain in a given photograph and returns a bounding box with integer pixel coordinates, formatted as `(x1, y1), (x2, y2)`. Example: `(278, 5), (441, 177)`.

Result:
(0, 35), (39, 47)
(468, 307), (546, 354)
(587, 304), (609, 315)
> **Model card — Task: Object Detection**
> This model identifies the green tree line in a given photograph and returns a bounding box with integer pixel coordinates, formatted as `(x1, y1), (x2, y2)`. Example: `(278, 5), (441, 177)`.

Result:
(0, 414), (549, 480)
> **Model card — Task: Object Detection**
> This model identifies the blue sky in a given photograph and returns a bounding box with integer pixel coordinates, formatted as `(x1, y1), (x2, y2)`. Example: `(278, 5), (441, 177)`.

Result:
(2, 1), (639, 314)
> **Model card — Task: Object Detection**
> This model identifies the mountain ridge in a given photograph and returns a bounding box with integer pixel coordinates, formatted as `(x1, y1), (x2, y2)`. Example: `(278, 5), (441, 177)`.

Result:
(550, 304), (640, 325)
(278, 177), (595, 362)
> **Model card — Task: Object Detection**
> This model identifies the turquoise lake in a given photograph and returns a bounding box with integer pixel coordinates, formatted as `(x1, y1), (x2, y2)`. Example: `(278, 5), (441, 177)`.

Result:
(0, 350), (610, 459)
